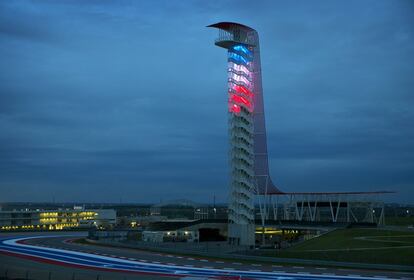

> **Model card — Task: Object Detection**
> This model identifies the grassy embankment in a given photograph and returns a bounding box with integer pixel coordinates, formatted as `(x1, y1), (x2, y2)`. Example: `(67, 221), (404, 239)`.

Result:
(385, 216), (414, 226)
(261, 228), (414, 266)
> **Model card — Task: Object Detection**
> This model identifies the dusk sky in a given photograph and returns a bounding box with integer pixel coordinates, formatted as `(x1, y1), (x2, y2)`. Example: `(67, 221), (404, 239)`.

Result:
(1, 0), (413, 204)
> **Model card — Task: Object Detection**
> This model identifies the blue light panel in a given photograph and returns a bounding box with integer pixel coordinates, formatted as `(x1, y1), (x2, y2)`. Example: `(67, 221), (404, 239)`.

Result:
(233, 45), (251, 56)
(228, 52), (249, 64)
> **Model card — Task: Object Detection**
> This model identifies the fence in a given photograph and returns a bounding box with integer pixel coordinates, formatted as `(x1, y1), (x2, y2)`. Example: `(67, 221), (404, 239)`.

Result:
(0, 263), (150, 280)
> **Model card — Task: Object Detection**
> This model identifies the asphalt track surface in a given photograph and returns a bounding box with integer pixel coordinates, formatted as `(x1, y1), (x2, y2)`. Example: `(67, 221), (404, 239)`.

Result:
(0, 232), (413, 280)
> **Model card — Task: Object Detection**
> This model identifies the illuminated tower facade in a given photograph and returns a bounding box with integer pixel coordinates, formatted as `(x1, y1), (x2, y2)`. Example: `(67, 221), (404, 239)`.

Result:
(209, 22), (280, 246)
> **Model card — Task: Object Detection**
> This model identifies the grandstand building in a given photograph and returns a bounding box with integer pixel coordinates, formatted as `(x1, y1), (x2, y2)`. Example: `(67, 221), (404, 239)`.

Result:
(0, 208), (116, 231)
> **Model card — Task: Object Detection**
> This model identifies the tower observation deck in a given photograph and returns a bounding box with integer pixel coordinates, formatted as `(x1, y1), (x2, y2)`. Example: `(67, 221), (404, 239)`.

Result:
(208, 22), (282, 246)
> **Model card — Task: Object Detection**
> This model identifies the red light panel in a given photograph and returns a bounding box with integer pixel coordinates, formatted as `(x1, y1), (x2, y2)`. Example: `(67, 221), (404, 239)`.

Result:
(229, 103), (241, 114)
(231, 94), (252, 108)
(234, 85), (254, 98)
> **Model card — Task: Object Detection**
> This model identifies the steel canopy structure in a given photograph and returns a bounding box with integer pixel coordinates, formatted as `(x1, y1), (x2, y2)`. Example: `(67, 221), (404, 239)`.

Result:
(209, 22), (393, 246)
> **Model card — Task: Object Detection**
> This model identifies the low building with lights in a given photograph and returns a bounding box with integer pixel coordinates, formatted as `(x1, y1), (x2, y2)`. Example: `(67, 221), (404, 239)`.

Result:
(0, 208), (116, 231)
(142, 230), (199, 243)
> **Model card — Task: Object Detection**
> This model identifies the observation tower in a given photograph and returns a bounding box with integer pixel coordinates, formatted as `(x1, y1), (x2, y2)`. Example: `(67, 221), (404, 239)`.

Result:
(208, 22), (282, 246)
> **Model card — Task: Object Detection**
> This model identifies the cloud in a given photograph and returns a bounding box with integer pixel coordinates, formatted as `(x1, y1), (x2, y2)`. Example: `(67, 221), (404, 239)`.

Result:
(0, 2), (59, 43)
(0, 0), (413, 203)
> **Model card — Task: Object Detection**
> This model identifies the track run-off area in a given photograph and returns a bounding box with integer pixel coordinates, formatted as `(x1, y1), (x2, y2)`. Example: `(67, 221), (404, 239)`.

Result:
(0, 233), (412, 280)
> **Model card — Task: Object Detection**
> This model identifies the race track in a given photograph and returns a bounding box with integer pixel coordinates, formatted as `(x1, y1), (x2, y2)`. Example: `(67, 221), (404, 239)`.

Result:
(0, 233), (411, 280)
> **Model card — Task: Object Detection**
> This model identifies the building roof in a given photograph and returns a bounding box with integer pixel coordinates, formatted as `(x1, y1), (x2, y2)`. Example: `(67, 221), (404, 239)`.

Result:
(263, 191), (395, 196)
(151, 199), (205, 208)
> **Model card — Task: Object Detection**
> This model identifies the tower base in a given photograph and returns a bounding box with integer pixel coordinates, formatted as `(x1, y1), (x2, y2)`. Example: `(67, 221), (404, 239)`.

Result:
(228, 223), (255, 247)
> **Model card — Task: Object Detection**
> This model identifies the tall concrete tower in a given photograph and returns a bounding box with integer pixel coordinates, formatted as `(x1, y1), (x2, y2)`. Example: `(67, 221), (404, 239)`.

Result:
(208, 22), (281, 246)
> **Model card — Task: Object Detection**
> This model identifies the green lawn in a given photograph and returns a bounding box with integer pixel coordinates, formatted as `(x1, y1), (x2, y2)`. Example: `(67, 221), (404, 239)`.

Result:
(385, 216), (414, 226)
(261, 228), (414, 266)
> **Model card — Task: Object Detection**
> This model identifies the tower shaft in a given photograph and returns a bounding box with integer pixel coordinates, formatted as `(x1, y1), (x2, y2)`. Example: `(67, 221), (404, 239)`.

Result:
(209, 22), (281, 246)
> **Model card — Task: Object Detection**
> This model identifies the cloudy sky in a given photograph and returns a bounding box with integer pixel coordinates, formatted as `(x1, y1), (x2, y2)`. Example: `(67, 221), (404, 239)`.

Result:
(1, 0), (413, 204)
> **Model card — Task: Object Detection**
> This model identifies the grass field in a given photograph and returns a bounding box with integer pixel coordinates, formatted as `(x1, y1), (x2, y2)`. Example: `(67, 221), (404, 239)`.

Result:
(385, 216), (414, 226)
(261, 228), (414, 266)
